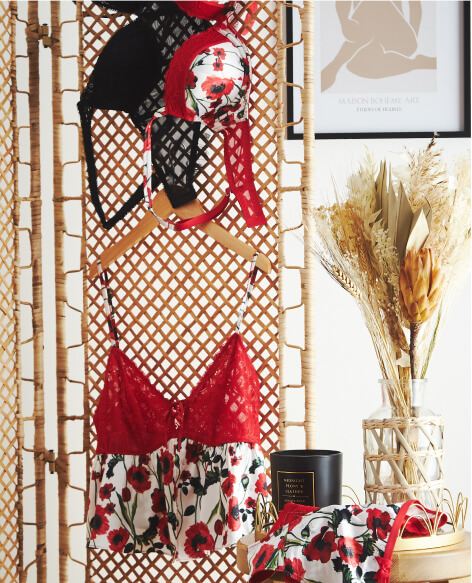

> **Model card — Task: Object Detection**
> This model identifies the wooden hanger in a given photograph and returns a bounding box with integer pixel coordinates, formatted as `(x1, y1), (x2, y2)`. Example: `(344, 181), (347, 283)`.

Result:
(88, 190), (271, 279)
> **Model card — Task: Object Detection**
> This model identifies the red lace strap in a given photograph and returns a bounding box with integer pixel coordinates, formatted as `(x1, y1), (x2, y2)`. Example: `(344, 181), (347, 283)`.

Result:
(235, 253), (259, 332)
(144, 113), (229, 231)
(97, 261), (119, 346)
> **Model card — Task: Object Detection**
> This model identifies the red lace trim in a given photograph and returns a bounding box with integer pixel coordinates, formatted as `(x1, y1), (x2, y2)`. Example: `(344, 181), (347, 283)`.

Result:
(94, 333), (262, 454)
(162, 25), (266, 227)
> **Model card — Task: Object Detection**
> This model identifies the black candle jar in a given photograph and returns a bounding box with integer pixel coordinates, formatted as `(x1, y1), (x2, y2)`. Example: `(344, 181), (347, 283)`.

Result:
(270, 450), (343, 511)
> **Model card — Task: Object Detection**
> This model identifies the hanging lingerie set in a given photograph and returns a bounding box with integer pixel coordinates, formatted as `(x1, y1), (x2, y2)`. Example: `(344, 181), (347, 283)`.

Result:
(82, 0), (269, 562)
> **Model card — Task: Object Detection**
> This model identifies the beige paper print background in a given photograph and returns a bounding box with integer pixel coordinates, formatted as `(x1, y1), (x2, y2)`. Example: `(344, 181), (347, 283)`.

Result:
(321, 0), (437, 94)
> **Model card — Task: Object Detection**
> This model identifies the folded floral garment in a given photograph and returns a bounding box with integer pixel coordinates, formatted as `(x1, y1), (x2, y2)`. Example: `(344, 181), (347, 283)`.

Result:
(247, 501), (446, 583)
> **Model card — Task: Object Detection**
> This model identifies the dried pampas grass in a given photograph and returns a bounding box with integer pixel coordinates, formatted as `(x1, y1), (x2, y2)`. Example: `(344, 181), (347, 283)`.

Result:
(313, 139), (470, 416)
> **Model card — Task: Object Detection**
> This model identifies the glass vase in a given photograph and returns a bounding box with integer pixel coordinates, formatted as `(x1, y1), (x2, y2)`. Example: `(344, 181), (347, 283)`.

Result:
(363, 379), (444, 508)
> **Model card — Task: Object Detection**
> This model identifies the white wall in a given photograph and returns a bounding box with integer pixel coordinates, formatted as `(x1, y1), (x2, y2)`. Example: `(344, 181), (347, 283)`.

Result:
(283, 138), (471, 507)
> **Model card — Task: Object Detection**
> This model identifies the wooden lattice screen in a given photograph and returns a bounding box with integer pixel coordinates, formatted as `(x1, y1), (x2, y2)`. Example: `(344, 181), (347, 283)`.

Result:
(1, 1), (314, 581)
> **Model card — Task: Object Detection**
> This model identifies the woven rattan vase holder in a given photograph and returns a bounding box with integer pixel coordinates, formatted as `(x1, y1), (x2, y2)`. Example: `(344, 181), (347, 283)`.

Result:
(363, 416), (445, 507)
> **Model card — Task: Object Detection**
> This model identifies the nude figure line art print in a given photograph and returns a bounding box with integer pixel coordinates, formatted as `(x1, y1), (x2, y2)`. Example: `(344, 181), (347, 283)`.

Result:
(321, 0), (437, 92)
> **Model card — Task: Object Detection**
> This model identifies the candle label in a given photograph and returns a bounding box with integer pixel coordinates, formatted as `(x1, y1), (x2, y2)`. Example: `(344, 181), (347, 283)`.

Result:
(276, 471), (315, 509)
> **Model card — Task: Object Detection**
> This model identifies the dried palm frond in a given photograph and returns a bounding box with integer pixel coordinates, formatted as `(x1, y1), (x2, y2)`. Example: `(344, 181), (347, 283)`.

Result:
(312, 142), (470, 416)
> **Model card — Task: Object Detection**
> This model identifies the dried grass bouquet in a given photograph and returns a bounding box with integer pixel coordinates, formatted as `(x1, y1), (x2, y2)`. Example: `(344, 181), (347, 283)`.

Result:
(313, 139), (470, 417)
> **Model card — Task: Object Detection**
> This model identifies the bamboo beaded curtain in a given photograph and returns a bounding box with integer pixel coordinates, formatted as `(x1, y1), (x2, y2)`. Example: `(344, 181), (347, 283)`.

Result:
(0, 1), (314, 581)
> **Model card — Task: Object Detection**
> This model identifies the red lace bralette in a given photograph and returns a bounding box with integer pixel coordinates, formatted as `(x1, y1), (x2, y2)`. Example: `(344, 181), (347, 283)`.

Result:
(94, 255), (262, 455)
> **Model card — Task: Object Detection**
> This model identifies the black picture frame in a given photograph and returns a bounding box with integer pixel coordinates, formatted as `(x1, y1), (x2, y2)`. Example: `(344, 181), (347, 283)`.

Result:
(286, 0), (471, 140)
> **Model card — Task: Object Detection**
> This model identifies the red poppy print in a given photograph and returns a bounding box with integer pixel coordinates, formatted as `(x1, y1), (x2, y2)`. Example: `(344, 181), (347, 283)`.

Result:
(222, 473), (236, 497)
(139, 454), (150, 465)
(228, 496), (241, 531)
(92, 469), (103, 481)
(107, 527), (130, 552)
(184, 522), (215, 558)
(185, 442), (203, 464)
(126, 465), (151, 493)
(151, 488), (166, 514)
(104, 502), (115, 515)
(303, 526), (336, 563)
(213, 60), (224, 72)
(89, 505), (110, 539)
(121, 487), (131, 502)
(351, 504), (363, 516)
(213, 47), (226, 59)
(99, 483), (114, 500)
(160, 451), (174, 485)
(337, 536), (363, 567)
(282, 557), (305, 582)
(158, 515), (171, 545)
(367, 508), (392, 541)
(252, 543), (276, 570)
(214, 519), (224, 536)
(255, 473), (269, 497)
(201, 76), (234, 99)
(181, 470), (191, 482)
(245, 497), (256, 509)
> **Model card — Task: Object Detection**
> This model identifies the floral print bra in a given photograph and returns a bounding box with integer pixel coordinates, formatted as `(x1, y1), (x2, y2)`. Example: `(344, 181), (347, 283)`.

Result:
(143, 15), (266, 230)
(87, 255), (268, 561)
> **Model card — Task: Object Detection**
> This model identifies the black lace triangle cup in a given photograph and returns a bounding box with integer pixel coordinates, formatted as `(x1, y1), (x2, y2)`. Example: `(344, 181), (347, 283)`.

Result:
(78, 1), (212, 229)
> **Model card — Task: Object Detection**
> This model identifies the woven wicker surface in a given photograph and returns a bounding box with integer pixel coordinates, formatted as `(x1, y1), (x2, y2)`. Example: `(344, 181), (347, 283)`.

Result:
(78, 2), (280, 581)
(0, 3), (20, 582)
(363, 416), (445, 506)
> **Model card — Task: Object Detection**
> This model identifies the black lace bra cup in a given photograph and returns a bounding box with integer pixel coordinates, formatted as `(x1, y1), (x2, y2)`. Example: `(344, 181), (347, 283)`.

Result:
(79, 1), (213, 229)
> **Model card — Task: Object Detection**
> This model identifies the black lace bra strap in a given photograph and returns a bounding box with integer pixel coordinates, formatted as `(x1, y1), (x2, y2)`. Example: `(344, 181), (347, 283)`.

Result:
(78, 101), (158, 230)
(235, 253), (259, 332)
(97, 261), (119, 345)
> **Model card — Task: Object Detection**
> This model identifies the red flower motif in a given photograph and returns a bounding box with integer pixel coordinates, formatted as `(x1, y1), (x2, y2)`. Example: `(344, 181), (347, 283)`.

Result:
(337, 536), (363, 567)
(89, 505), (110, 539)
(151, 488), (166, 514)
(92, 469), (103, 481)
(104, 502), (115, 515)
(252, 543), (276, 570)
(160, 451), (174, 485)
(283, 557), (305, 582)
(255, 473), (269, 497)
(158, 515), (171, 545)
(213, 47), (226, 59)
(121, 487), (131, 502)
(245, 497), (256, 509)
(185, 442), (203, 464)
(351, 504), (363, 516)
(99, 483), (114, 500)
(181, 470), (191, 482)
(222, 473), (236, 497)
(184, 522), (215, 558)
(201, 76), (234, 99)
(214, 519), (224, 536)
(186, 71), (197, 89)
(107, 527), (130, 552)
(126, 465), (151, 493)
(302, 526), (336, 563)
(213, 60), (224, 72)
(229, 445), (236, 456)
(227, 496), (241, 531)
(139, 454), (150, 465)
(367, 508), (392, 541)
(231, 456), (241, 466)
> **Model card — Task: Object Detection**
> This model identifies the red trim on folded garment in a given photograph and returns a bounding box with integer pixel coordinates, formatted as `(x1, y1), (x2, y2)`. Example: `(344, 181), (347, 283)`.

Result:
(167, 190), (230, 231)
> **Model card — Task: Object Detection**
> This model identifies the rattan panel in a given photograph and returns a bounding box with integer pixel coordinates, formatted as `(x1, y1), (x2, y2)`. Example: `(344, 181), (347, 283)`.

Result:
(79, 2), (280, 581)
(0, 3), (20, 581)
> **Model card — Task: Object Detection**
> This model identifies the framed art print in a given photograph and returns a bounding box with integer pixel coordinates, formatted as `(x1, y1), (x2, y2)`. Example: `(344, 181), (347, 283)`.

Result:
(286, 0), (471, 139)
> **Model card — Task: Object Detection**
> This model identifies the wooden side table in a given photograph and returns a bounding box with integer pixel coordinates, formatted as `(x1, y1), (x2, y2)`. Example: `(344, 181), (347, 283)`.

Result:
(236, 533), (471, 583)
